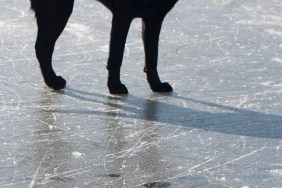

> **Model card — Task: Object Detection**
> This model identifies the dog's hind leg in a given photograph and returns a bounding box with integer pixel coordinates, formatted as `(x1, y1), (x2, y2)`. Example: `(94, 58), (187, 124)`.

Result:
(142, 15), (173, 92)
(107, 14), (133, 94)
(33, 0), (74, 90)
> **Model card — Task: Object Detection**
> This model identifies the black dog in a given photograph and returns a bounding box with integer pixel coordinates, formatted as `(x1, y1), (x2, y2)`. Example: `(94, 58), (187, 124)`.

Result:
(30, 0), (178, 94)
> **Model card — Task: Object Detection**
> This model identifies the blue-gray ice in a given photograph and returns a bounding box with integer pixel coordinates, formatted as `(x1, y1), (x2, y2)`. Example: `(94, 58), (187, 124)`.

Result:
(0, 0), (282, 187)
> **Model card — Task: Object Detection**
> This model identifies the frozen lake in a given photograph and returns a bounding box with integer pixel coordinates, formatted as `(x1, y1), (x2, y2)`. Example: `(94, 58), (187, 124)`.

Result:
(1, 0), (282, 187)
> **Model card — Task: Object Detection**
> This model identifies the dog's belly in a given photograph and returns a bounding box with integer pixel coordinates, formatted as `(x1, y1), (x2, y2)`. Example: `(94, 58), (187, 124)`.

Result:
(98, 0), (178, 17)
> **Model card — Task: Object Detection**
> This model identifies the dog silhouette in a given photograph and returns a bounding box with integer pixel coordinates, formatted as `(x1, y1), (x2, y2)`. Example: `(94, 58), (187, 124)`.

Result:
(30, 0), (178, 94)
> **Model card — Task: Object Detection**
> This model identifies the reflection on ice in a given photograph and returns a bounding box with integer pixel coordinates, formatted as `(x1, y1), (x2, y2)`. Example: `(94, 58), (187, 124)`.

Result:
(1, 0), (282, 187)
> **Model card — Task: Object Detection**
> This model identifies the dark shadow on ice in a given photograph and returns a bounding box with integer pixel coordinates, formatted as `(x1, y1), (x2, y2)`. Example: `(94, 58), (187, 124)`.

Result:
(48, 88), (282, 139)
(144, 181), (171, 188)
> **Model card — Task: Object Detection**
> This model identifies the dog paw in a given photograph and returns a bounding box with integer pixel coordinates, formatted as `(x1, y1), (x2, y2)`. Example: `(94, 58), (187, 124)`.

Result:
(108, 83), (128, 94)
(44, 75), (66, 90)
(150, 82), (173, 92)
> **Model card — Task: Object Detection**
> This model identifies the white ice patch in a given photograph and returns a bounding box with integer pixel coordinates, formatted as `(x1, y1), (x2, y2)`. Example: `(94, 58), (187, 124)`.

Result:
(72, 151), (84, 157)
(270, 169), (282, 176)
(66, 23), (94, 43)
(261, 81), (282, 88)
(0, 21), (19, 32)
(217, 176), (226, 182)
(266, 29), (282, 37)
(272, 57), (282, 63)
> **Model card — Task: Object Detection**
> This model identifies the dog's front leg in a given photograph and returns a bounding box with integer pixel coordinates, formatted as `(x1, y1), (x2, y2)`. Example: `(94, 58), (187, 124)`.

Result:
(142, 15), (173, 92)
(33, 0), (74, 90)
(107, 14), (132, 94)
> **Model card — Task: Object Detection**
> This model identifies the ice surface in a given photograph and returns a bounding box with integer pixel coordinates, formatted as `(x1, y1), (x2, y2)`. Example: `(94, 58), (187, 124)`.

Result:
(1, 0), (282, 187)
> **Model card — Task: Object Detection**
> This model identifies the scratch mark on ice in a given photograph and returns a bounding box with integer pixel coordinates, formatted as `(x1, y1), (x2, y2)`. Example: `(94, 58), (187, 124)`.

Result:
(29, 151), (50, 188)
(205, 146), (267, 171)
